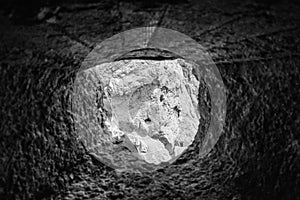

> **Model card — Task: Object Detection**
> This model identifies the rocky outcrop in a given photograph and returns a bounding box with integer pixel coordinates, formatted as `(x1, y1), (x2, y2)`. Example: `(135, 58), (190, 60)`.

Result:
(100, 59), (200, 165)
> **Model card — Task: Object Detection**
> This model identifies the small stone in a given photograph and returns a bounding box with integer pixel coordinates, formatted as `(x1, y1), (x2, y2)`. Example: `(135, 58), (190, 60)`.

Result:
(46, 16), (57, 24)
(69, 173), (74, 180)
(37, 7), (51, 21)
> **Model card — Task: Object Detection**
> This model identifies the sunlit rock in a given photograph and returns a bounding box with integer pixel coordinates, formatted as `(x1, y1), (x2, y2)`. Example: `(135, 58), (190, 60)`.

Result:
(100, 59), (200, 165)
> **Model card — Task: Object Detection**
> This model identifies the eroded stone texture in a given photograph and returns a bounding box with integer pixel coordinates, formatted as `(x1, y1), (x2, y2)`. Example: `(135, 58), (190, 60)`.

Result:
(100, 59), (200, 165)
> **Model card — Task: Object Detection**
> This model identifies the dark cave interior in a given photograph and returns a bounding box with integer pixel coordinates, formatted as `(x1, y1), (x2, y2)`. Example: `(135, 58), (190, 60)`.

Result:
(0, 0), (299, 199)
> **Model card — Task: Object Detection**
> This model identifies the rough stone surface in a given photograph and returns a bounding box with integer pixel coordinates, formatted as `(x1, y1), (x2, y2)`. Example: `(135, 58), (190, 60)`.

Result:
(0, 0), (299, 199)
(101, 59), (200, 165)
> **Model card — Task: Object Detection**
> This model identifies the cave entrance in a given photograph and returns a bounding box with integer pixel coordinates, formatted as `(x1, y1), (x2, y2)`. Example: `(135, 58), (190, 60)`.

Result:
(99, 59), (200, 166)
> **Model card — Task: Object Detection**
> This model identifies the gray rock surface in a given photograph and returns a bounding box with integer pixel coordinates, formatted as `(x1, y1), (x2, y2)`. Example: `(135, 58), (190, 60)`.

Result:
(100, 59), (200, 165)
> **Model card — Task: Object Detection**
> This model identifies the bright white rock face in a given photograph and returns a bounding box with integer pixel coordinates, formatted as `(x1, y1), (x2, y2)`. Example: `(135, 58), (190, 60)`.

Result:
(101, 59), (200, 165)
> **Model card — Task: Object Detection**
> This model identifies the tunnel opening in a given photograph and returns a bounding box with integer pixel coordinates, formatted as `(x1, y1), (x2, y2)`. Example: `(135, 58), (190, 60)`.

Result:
(96, 58), (201, 167)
